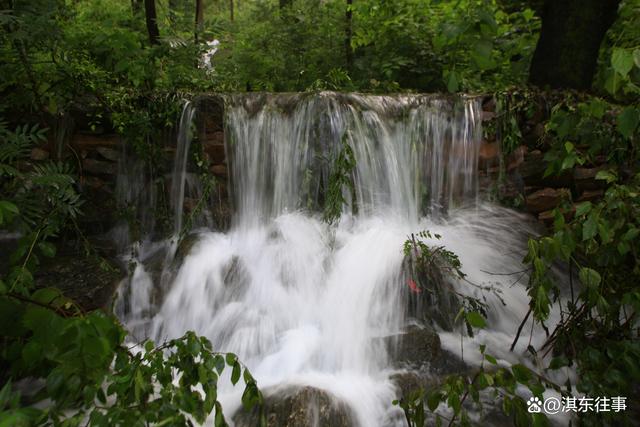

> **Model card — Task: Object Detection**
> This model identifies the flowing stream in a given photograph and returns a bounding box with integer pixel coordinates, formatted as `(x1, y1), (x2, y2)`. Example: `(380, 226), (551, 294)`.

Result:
(116, 93), (564, 426)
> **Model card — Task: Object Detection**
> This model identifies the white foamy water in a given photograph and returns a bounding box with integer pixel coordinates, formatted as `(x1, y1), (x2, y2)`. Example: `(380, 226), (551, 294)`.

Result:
(117, 93), (565, 426)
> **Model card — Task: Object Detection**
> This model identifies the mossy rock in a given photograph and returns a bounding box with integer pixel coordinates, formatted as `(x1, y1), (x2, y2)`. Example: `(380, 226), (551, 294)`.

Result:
(234, 385), (355, 427)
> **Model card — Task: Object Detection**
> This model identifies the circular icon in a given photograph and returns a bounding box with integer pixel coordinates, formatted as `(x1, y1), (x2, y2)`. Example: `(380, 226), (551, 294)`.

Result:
(543, 397), (561, 414)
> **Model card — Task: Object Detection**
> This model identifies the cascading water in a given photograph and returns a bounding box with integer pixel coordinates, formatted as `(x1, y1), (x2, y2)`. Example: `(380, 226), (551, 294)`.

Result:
(171, 101), (197, 236)
(118, 92), (565, 426)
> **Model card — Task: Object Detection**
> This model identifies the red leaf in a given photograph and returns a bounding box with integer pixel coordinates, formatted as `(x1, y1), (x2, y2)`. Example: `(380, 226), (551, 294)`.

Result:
(407, 278), (421, 293)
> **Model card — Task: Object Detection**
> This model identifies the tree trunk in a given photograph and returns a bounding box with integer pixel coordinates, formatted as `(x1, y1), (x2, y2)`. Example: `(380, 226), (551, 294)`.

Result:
(144, 0), (160, 45)
(229, 0), (234, 21)
(345, 0), (353, 72)
(195, 0), (204, 42)
(529, 0), (620, 89)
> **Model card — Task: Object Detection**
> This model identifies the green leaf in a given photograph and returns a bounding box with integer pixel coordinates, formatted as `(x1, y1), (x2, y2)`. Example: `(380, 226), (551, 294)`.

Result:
(522, 9), (535, 21)
(0, 380), (14, 408)
(447, 392), (461, 414)
(37, 241), (56, 258)
(225, 353), (237, 366)
(595, 169), (617, 183)
(604, 70), (622, 95)
(0, 201), (19, 224)
(623, 227), (639, 241)
(31, 287), (63, 306)
(511, 364), (532, 383)
(579, 267), (601, 288)
(617, 107), (640, 138)
(231, 362), (241, 385)
(575, 201), (592, 217)
(612, 48), (634, 77)
(427, 391), (442, 411)
(484, 353), (498, 365)
(534, 287), (550, 320)
(634, 49), (640, 68)
(214, 401), (227, 427)
(465, 311), (486, 329)
(588, 99), (607, 119)
(582, 214), (598, 240)
(564, 141), (574, 153)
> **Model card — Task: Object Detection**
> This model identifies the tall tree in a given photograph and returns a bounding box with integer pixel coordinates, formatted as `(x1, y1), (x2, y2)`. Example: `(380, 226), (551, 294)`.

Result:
(529, 0), (621, 89)
(144, 0), (160, 45)
(345, 0), (353, 72)
(195, 0), (204, 42)
(229, 0), (234, 21)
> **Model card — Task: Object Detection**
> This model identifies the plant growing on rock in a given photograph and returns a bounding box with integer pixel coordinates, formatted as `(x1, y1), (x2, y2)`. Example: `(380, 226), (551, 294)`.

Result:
(398, 231), (554, 427)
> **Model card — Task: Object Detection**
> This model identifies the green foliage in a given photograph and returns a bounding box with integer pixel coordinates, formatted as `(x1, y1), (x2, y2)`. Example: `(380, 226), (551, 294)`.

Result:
(215, 0), (347, 91)
(403, 230), (500, 336)
(542, 98), (638, 175)
(323, 132), (357, 223)
(403, 230), (465, 281)
(520, 178), (640, 424)
(212, 0), (539, 92)
(424, 0), (540, 93)
(0, 297), (265, 426)
(402, 351), (552, 427)
(0, 121), (264, 425)
(0, 122), (82, 295)
(520, 90), (639, 423)
(399, 232), (552, 426)
(594, 0), (640, 100)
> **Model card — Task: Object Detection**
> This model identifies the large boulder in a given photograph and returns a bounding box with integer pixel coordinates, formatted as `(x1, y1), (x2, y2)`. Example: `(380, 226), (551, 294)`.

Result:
(385, 325), (467, 376)
(234, 386), (355, 427)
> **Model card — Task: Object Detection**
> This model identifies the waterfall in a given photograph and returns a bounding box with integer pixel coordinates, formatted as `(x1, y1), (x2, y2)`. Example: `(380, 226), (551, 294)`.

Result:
(171, 101), (197, 236)
(119, 93), (564, 426)
(224, 93), (481, 225)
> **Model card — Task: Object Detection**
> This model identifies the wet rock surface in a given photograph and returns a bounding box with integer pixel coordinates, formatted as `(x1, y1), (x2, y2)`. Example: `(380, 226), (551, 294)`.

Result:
(234, 386), (355, 427)
(34, 254), (124, 311)
(525, 187), (570, 214)
(386, 325), (467, 376)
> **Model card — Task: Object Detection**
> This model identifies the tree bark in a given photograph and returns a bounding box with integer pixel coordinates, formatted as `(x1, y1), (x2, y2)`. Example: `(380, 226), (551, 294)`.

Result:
(144, 0), (160, 45)
(529, 0), (621, 89)
(195, 0), (204, 42)
(345, 0), (353, 72)
(229, 0), (234, 21)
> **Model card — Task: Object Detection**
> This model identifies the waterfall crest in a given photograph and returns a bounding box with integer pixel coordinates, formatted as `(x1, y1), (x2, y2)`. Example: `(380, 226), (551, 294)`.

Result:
(225, 93), (482, 225)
